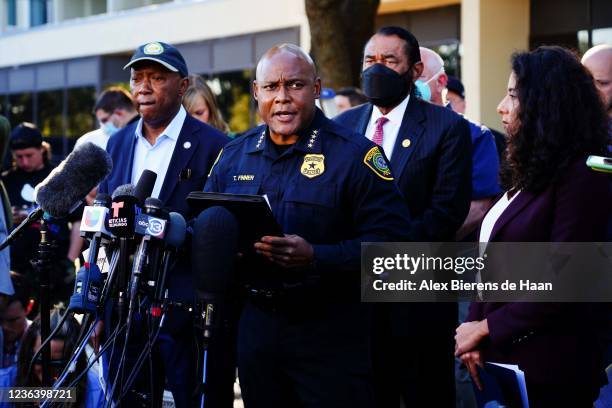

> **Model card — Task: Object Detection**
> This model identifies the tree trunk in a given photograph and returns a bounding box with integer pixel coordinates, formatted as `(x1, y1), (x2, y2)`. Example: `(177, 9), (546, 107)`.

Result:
(305, 0), (380, 89)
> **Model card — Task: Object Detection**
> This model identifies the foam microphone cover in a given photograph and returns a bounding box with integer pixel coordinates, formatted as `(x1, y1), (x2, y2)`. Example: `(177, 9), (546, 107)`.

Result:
(165, 212), (186, 248)
(108, 184), (138, 238)
(35, 142), (113, 217)
(133, 170), (157, 206)
(192, 207), (239, 300)
(111, 184), (135, 200)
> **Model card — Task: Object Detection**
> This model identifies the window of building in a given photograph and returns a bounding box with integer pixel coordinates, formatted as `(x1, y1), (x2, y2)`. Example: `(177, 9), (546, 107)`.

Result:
(530, 0), (612, 51)
(7, 93), (34, 128)
(114, 0), (172, 12)
(203, 70), (255, 133)
(6, 0), (17, 26)
(67, 86), (96, 138)
(30, 0), (48, 27)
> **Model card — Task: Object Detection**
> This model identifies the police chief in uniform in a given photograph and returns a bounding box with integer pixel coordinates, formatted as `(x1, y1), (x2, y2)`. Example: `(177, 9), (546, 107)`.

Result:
(203, 44), (412, 407)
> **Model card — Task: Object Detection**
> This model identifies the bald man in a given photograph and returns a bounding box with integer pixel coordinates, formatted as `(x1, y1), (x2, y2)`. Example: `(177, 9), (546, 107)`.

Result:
(582, 44), (612, 120)
(420, 47), (500, 241)
(205, 43), (412, 407)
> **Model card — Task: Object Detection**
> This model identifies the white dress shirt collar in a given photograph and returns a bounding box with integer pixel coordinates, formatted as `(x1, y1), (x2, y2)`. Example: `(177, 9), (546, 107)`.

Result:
(366, 94), (410, 159)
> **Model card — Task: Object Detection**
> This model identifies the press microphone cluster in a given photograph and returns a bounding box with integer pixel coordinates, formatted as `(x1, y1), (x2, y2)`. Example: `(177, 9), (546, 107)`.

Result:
(69, 169), (189, 316)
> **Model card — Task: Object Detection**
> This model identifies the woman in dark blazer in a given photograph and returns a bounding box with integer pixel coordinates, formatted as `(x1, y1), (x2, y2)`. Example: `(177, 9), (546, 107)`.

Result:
(454, 46), (611, 407)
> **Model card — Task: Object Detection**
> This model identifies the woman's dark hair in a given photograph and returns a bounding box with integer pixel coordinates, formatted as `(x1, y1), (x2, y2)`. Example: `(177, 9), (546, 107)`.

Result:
(500, 45), (609, 192)
(15, 308), (87, 407)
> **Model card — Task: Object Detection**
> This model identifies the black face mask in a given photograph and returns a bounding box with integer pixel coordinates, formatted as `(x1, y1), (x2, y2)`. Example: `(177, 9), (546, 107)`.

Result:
(362, 63), (411, 108)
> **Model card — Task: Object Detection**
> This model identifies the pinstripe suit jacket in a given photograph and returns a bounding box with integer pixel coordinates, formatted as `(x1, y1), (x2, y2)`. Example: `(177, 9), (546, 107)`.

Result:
(334, 96), (472, 241)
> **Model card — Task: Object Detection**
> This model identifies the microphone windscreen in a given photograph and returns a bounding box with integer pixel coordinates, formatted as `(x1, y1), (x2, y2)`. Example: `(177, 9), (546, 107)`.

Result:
(192, 207), (239, 300)
(111, 184), (135, 200)
(165, 212), (186, 248)
(34, 142), (112, 217)
(133, 170), (157, 205)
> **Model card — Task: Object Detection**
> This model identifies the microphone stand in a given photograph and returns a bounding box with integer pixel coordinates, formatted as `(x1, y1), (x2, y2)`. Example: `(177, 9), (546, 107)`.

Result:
(31, 220), (54, 387)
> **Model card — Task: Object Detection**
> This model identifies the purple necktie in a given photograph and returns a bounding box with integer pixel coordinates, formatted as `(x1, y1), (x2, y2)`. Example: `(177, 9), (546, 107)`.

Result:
(372, 116), (389, 146)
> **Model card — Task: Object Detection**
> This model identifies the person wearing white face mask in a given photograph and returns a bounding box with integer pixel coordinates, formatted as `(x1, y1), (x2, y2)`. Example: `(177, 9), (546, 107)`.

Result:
(419, 47), (501, 241)
(75, 87), (139, 150)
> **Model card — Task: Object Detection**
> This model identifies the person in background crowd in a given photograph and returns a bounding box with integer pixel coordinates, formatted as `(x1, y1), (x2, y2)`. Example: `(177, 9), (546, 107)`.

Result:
(0, 273), (32, 369)
(75, 87), (139, 150)
(582, 44), (612, 124)
(446, 76), (507, 159)
(456, 45), (610, 408)
(0, 308), (104, 408)
(205, 42), (412, 408)
(334, 86), (368, 114)
(1, 124), (77, 303)
(445, 75), (466, 114)
(419, 47), (501, 240)
(183, 74), (231, 133)
(335, 26), (472, 408)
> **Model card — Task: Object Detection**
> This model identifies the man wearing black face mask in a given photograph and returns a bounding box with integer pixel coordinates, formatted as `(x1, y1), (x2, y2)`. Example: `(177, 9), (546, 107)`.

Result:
(335, 26), (472, 408)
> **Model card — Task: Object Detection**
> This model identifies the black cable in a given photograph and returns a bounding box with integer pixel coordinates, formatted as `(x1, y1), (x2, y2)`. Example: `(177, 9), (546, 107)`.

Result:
(116, 314), (164, 403)
(105, 313), (133, 408)
(42, 321), (127, 408)
(66, 321), (126, 389)
(26, 310), (72, 383)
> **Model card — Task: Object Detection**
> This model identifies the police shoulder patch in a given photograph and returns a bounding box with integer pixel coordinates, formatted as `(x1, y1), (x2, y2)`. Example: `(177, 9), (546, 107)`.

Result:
(363, 146), (393, 181)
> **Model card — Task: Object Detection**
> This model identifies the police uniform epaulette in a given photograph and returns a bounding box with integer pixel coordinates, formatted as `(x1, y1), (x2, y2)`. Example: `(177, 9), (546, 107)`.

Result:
(223, 125), (267, 151)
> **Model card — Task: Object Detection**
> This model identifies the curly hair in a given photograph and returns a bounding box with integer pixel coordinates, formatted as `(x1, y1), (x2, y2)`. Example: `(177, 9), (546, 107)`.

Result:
(500, 46), (609, 192)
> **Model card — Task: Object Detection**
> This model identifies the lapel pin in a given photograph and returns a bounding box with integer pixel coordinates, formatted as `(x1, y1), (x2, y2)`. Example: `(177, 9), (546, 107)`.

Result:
(183, 141), (192, 149)
(402, 139), (411, 148)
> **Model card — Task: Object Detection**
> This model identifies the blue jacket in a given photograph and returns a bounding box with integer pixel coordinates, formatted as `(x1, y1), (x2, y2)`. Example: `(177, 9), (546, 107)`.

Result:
(99, 114), (228, 217)
(335, 98), (472, 241)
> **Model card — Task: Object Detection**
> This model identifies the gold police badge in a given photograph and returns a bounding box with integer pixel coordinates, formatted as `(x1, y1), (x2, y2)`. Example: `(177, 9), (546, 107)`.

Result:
(301, 154), (325, 178)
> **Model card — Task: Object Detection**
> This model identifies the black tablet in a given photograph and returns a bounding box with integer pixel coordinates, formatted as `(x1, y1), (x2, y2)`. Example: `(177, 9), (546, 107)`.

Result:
(187, 191), (283, 249)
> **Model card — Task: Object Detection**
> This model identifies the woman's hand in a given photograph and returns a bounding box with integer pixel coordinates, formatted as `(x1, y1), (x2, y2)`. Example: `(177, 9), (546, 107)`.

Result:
(459, 350), (484, 391)
(455, 319), (489, 356)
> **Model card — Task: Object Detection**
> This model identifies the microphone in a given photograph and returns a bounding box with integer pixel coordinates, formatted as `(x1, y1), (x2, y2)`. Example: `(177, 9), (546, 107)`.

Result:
(0, 143), (112, 250)
(192, 207), (239, 339)
(69, 193), (113, 314)
(133, 170), (157, 205)
(128, 197), (168, 327)
(108, 185), (138, 239)
(35, 142), (112, 218)
(80, 193), (112, 240)
(134, 198), (168, 239)
(150, 212), (186, 323)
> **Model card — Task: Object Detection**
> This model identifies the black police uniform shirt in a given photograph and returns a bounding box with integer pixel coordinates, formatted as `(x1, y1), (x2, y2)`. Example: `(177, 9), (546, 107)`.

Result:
(205, 108), (412, 296)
